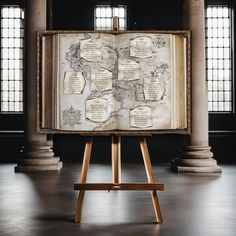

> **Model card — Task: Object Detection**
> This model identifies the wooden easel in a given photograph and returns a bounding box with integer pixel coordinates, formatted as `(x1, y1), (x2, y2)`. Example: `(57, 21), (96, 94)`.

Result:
(74, 135), (164, 223)
(74, 18), (164, 223)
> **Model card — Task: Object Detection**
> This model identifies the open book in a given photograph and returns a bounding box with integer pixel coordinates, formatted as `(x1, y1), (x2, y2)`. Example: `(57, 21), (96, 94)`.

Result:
(39, 31), (190, 133)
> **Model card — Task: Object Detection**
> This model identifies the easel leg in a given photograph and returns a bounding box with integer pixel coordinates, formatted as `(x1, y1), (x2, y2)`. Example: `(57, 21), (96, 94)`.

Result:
(112, 135), (121, 184)
(139, 137), (163, 223)
(75, 137), (93, 223)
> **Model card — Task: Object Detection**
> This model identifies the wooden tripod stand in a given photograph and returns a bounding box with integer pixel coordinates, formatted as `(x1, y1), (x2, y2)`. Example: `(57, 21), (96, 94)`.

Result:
(74, 136), (164, 223)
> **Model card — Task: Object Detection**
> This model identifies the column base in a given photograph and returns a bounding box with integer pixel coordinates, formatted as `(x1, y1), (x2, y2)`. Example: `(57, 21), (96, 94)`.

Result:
(171, 162), (222, 173)
(15, 143), (63, 172)
(15, 156), (63, 172)
(171, 146), (222, 173)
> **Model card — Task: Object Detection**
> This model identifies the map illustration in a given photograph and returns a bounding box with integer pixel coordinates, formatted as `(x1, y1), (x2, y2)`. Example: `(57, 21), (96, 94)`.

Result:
(57, 33), (173, 131)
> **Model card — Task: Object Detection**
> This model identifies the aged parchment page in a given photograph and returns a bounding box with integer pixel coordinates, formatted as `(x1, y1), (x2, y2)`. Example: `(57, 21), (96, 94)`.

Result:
(57, 33), (116, 131)
(115, 33), (172, 130)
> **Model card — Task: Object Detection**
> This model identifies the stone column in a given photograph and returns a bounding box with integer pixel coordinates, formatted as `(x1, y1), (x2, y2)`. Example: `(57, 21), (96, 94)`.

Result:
(171, 0), (221, 173)
(15, 0), (62, 171)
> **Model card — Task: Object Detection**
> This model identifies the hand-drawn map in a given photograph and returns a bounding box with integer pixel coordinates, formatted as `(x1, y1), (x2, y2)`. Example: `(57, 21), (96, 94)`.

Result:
(56, 33), (174, 131)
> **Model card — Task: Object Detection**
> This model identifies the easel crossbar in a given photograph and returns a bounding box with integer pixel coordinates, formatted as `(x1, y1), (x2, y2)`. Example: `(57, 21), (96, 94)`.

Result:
(74, 183), (164, 191)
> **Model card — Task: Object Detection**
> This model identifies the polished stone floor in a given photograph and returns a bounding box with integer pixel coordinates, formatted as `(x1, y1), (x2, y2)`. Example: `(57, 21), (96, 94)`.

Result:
(0, 163), (235, 236)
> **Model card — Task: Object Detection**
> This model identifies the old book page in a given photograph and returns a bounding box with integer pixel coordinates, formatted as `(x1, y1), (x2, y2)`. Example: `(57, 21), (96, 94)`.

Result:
(56, 33), (116, 131)
(115, 33), (172, 130)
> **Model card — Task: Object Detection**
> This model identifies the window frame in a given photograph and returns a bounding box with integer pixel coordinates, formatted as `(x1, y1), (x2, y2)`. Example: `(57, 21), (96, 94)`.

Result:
(0, 0), (24, 131)
(206, 0), (236, 131)
(94, 4), (127, 30)
(206, 5), (233, 113)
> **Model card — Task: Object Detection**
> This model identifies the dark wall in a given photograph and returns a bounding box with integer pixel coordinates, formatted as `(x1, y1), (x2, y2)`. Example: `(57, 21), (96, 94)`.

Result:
(52, 135), (186, 164)
(0, 133), (24, 163)
(52, 0), (183, 30)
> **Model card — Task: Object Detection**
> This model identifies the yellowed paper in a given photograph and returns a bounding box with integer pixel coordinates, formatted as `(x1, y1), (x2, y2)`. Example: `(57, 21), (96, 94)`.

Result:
(130, 106), (152, 128)
(80, 38), (102, 62)
(86, 98), (108, 123)
(63, 71), (85, 94)
(101, 33), (116, 48)
(143, 78), (165, 100)
(130, 36), (152, 58)
(91, 67), (112, 91)
(118, 59), (140, 81)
